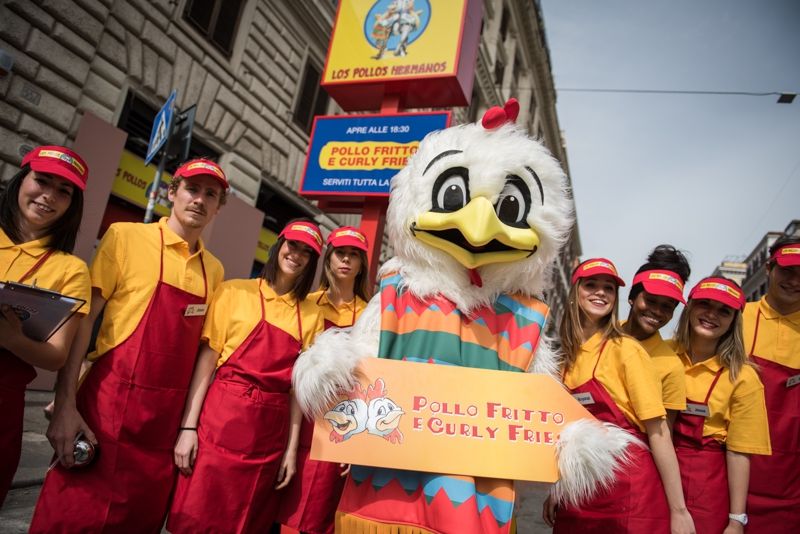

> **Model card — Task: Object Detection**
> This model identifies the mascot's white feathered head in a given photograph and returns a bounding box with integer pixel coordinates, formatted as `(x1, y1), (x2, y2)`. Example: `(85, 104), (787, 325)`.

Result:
(383, 99), (574, 311)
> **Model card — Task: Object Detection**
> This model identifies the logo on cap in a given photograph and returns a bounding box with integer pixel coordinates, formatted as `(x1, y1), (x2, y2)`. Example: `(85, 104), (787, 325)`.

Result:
(185, 161), (224, 179)
(648, 272), (684, 290)
(699, 282), (741, 299)
(291, 223), (323, 245)
(37, 149), (86, 175)
(780, 247), (800, 256)
(334, 229), (366, 242)
(583, 260), (616, 273)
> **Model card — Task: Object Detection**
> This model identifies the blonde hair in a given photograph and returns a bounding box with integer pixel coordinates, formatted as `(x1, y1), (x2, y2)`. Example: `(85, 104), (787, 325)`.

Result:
(673, 301), (747, 382)
(559, 280), (624, 370)
(319, 245), (373, 302)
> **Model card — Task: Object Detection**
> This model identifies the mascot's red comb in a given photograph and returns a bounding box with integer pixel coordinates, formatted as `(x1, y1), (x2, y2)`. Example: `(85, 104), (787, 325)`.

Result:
(481, 98), (520, 129)
(366, 378), (387, 401)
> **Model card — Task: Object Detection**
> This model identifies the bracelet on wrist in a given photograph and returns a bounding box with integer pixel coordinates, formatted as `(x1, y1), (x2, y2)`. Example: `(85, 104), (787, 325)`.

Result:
(179, 427), (197, 432)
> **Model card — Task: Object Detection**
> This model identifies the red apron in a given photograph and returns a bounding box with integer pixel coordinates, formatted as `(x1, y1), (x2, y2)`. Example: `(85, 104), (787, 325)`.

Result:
(30, 229), (207, 534)
(275, 295), (356, 534)
(555, 342), (670, 534)
(168, 279), (303, 534)
(0, 250), (54, 506)
(673, 368), (727, 534)
(746, 310), (800, 533)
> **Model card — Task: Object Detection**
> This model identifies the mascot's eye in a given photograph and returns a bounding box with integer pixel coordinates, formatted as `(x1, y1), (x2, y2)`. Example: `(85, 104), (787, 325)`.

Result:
(377, 406), (386, 416)
(345, 404), (355, 416)
(431, 167), (470, 212)
(495, 176), (531, 227)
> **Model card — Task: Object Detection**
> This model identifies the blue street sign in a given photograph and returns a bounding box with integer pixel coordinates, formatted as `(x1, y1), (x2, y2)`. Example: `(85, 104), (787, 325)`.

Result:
(145, 90), (177, 165)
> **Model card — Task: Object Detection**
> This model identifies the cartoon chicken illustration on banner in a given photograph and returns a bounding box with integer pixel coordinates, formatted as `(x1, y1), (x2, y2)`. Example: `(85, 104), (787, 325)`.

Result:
(294, 99), (636, 533)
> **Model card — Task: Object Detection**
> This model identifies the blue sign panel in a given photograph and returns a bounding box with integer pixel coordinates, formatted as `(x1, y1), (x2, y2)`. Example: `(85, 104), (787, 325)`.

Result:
(300, 111), (450, 198)
(145, 90), (177, 165)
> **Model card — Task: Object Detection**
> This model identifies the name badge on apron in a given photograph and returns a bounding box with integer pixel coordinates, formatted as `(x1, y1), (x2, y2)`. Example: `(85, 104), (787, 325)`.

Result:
(786, 374), (800, 388)
(184, 304), (208, 317)
(682, 403), (710, 417)
(572, 392), (595, 406)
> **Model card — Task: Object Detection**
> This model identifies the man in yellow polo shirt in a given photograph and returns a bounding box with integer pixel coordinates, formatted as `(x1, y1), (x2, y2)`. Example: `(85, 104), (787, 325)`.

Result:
(30, 159), (228, 533)
(744, 236), (800, 533)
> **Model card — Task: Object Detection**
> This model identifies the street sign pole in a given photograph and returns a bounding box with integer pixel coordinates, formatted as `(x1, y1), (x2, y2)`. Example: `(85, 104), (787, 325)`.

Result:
(144, 90), (177, 223)
(144, 134), (171, 223)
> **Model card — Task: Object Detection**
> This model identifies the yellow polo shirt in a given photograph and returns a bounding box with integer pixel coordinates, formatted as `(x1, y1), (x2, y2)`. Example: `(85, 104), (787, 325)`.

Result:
(309, 289), (368, 328)
(564, 332), (666, 432)
(89, 218), (224, 359)
(203, 279), (324, 367)
(1, 228), (91, 316)
(639, 331), (687, 411)
(675, 350), (771, 455)
(743, 298), (800, 369)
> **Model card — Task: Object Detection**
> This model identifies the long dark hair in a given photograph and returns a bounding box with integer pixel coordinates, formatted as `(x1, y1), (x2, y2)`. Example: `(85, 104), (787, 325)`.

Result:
(261, 218), (320, 301)
(0, 166), (84, 253)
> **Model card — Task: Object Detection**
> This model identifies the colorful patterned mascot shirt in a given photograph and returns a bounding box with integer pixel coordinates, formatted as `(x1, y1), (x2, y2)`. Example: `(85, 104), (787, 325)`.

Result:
(336, 272), (549, 534)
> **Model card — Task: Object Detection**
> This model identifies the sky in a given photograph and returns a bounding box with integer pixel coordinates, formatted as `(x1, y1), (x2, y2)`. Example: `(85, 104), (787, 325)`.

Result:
(539, 0), (800, 327)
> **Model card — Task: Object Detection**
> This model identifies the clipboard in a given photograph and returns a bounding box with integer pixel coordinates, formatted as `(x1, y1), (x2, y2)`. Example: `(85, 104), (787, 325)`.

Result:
(0, 281), (86, 341)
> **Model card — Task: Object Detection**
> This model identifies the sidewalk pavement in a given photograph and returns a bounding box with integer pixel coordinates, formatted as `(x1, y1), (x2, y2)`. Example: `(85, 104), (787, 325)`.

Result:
(14, 390), (53, 490)
(2, 391), (551, 533)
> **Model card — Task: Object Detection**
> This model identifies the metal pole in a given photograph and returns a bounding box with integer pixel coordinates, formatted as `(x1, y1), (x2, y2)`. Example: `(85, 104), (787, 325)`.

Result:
(144, 107), (177, 223)
(144, 149), (167, 223)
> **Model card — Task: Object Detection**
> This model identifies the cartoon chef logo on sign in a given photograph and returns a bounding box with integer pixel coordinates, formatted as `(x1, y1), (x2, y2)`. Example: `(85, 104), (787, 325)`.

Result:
(365, 0), (431, 60)
(324, 378), (405, 444)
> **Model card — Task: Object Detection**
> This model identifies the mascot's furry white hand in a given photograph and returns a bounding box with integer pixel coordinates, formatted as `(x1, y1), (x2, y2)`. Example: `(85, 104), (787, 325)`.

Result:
(292, 98), (636, 506)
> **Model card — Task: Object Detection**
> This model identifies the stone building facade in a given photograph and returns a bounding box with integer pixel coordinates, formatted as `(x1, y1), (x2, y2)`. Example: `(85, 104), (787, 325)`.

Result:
(1, 0), (578, 315)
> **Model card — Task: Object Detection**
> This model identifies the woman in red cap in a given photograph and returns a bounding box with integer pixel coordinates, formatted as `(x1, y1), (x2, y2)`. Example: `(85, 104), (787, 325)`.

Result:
(274, 226), (373, 534)
(622, 245), (691, 424)
(167, 219), (325, 534)
(0, 146), (91, 507)
(671, 277), (770, 534)
(545, 258), (694, 534)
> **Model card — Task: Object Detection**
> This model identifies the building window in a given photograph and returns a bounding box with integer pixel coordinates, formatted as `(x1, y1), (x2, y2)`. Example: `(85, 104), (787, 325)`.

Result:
(499, 5), (510, 40)
(509, 62), (518, 95)
(494, 43), (505, 86)
(183, 0), (246, 56)
(467, 87), (481, 122)
(293, 60), (330, 134)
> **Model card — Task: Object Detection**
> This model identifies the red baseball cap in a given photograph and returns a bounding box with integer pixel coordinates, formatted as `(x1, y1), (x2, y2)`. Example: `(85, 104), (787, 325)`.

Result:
(771, 244), (800, 267)
(22, 145), (89, 191)
(688, 277), (745, 311)
(279, 221), (323, 255)
(174, 159), (229, 190)
(632, 269), (686, 304)
(327, 226), (368, 252)
(572, 258), (626, 286)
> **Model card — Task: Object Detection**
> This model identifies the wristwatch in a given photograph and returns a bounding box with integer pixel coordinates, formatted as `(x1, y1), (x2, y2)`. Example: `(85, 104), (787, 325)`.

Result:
(728, 513), (748, 526)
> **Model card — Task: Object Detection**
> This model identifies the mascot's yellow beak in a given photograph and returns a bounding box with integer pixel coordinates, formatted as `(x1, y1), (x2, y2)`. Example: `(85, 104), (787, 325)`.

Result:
(413, 197), (540, 269)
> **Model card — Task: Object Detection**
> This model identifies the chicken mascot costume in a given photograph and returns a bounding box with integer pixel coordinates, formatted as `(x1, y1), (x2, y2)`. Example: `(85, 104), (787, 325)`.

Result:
(294, 99), (637, 533)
